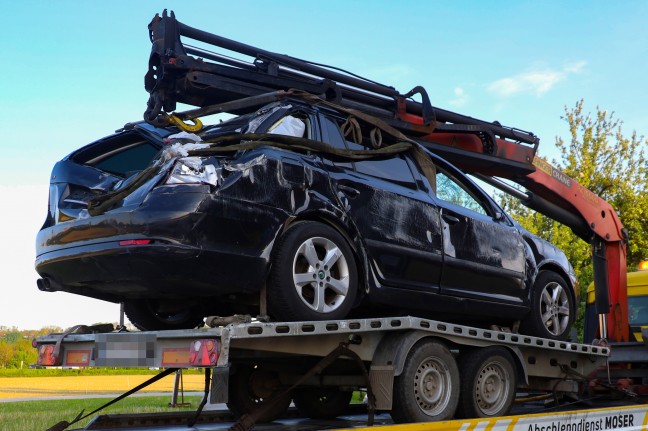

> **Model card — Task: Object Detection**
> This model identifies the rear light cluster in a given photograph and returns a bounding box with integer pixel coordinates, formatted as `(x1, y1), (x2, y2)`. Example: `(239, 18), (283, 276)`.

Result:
(37, 344), (59, 366)
(36, 337), (220, 368)
(166, 157), (220, 186)
(189, 339), (220, 366)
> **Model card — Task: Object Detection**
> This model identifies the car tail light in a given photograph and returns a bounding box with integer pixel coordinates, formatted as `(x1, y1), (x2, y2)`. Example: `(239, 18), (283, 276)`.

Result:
(38, 345), (59, 366)
(189, 339), (220, 366)
(166, 158), (219, 186)
(119, 239), (152, 246)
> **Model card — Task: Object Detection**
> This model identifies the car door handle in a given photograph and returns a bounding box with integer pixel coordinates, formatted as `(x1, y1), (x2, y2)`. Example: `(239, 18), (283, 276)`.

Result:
(338, 184), (360, 198)
(442, 213), (461, 224)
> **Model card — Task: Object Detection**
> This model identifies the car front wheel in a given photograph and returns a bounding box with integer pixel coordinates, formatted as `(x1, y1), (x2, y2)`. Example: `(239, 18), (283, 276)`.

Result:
(522, 271), (574, 340)
(268, 221), (358, 321)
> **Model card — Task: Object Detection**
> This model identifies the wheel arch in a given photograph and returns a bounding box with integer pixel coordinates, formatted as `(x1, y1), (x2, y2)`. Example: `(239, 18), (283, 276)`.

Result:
(273, 213), (370, 301)
(372, 331), (453, 378)
(372, 331), (528, 385)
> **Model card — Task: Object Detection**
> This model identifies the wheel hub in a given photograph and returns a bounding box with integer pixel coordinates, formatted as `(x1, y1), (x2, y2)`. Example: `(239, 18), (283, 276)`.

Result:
(414, 358), (450, 415)
(421, 368), (442, 404)
(540, 281), (570, 336)
(475, 363), (509, 415)
(292, 237), (350, 313)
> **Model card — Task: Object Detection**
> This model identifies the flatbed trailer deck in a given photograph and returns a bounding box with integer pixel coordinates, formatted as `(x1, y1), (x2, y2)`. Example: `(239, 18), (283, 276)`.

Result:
(34, 316), (618, 430)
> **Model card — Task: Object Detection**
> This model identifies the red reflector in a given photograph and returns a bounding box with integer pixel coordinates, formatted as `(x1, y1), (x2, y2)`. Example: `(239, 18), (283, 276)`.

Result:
(189, 339), (220, 367)
(119, 239), (152, 246)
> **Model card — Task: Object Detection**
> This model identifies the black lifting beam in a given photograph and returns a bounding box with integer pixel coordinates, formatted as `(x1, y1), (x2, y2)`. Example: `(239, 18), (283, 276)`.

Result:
(144, 10), (538, 149)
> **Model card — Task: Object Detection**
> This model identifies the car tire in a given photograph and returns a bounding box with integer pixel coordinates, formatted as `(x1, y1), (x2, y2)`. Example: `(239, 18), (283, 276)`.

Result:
(521, 271), (574, 340)
(124, 300), (204, 331)
(391, 339), (460, 423)
(292, 387), (353, 419)
(268, 221), (358, 321)
(456, 347), (516, 419)
(226, 365), (291, 422)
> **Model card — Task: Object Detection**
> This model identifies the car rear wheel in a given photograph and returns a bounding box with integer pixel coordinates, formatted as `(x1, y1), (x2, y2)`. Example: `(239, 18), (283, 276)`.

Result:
(522, 271), (574, 340)
(124, 300), (204, 331)
(268, 221), (358, 321)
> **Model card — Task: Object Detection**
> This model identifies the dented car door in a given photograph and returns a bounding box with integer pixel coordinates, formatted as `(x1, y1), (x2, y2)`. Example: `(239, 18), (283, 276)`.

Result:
(433, 164), (528, 305)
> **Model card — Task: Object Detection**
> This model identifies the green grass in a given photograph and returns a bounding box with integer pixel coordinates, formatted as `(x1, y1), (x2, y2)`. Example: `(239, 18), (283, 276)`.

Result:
(0, 396), (204, 431)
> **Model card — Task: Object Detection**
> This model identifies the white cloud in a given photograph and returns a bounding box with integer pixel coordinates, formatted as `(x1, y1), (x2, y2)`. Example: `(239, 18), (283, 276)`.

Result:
(449, 86), (469, 107)
(487, 62), (587, 97)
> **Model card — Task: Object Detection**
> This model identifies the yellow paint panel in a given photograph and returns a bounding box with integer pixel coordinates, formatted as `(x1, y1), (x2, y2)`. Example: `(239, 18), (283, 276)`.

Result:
(343, 404), (647, 431)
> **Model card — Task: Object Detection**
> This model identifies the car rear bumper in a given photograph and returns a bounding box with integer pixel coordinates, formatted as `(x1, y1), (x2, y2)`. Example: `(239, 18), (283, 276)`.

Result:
(35, 193), (287, 302)
(36, 240), (268, 302)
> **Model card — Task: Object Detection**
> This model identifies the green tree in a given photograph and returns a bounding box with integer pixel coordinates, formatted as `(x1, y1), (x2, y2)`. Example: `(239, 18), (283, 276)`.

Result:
(502, 100), (648, 332)
(8, 339), (38, 368)
(0, 340), (15, 368)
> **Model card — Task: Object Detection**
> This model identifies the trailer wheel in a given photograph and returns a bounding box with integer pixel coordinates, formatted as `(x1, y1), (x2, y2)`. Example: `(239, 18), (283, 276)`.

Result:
(456, 347), (516, 419)
(226, 365), (291, 422)
(292, 387), (353, 419)
(269, 221), (358, 321)
(522, 271), (574, 340)
(124, 300), (204, 331)
(391, 339), (459, 423)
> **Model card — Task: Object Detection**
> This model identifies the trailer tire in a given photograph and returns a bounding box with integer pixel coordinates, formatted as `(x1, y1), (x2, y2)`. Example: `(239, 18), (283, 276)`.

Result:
(456, 347), (516, 419)
(292, 387), (353, 419)
(226, 365), (291, 422)
(391, 339), (459, 423)
(522, 271), (574, 340)
(124, 300), (204, 331)
(269, 221), (357, 321)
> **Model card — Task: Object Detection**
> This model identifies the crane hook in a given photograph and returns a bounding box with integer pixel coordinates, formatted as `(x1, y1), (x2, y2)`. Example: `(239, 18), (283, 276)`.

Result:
(167, 114), (204, 132)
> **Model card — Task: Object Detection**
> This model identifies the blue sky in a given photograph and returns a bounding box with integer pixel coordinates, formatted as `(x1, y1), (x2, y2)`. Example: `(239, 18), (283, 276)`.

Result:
(1, 1), (647, 329)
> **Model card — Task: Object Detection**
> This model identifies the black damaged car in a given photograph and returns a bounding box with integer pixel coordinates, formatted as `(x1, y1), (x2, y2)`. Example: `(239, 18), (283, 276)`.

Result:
(35, 99), (577, 339)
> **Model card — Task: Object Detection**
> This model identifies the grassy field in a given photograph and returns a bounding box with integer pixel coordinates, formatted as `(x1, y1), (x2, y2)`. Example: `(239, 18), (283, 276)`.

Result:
(0, 372), (207, 430)
(0, 396), (204, 431)
(0, 368), (203, 378)
(0, 372), (206, 400)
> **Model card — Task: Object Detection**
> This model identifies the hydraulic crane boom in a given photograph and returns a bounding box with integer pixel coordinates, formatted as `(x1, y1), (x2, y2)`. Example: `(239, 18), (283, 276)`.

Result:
(143, 10), (629, 342)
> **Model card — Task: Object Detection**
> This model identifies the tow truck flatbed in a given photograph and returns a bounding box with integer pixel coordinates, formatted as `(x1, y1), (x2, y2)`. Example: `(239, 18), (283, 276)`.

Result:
(35, 316), (616, 430)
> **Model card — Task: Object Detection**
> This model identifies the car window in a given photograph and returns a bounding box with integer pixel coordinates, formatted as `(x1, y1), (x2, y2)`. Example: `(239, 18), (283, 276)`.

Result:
(352, 154), (417, 188)
(436, 168), (488, 216)
(319, 115), (355, 169)
(88, 141), (160, 177)
(629, 295), (648, 324)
